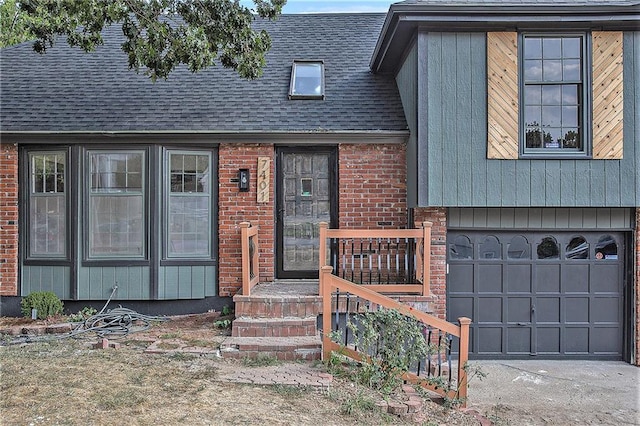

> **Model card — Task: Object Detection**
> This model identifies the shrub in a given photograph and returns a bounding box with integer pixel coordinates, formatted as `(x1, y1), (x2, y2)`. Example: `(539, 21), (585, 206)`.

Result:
(20, 291), (64, 320)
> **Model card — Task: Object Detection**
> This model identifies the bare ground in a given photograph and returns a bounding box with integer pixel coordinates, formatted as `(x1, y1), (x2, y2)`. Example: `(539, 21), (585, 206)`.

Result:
(0, 313), (481, 426)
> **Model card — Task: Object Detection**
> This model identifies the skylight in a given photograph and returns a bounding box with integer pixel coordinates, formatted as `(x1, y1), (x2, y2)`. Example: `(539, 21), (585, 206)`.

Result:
(289, 60), (324, 100)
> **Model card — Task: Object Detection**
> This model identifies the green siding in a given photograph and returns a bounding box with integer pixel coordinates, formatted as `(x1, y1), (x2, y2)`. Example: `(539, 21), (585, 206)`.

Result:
(77, 266), (150, 300)
(449, 208), (633, 229)
(21, 266), (71, 299)
(418, 31), (640, 207)
(396, 42), (418, 207)
(158, 265), (216, 299)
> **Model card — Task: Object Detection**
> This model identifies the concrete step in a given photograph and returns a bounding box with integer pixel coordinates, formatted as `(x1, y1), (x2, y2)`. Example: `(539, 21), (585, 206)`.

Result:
(232, 317), (318, 338)
(220, 335), (322, 361)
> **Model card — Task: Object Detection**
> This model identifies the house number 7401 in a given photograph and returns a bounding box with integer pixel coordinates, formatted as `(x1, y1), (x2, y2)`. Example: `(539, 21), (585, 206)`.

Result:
(257, 157), (270, 203)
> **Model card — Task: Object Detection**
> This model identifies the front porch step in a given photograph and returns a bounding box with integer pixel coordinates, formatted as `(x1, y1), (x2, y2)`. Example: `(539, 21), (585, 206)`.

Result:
(220, 335), (322, 361)
(233, 294), (323, 318)
(232, 317), (318, 338)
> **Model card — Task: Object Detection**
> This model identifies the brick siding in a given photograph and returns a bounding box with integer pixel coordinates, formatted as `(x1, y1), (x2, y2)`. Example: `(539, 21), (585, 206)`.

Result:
(413, 208), (448, 320)
(338, 144), (407, 229)
(0, 143), (18, 296)
(218, 144), (275, 297)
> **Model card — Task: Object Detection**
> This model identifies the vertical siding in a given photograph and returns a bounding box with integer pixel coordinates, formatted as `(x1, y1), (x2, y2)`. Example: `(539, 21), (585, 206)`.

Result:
(158, 265), (216, 299)
(419, 31), (639, 208)
(21, 266), (71, 299)
(449, 208), (633, 229)
(396, 42), (419, 207)
(77, 266), (149, 300)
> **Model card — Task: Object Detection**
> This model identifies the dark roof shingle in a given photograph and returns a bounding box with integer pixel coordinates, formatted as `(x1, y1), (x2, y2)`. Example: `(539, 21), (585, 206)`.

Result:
(0, 13), (408, 133)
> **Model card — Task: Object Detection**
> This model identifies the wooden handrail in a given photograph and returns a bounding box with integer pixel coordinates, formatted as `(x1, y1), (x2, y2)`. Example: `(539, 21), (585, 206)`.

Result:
(319, 221), (432, 296)
(320, 266), (471, 406)
(240, 222), (260, 296)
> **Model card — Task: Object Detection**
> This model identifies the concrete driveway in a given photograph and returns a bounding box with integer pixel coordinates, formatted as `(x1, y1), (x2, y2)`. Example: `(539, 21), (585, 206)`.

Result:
(465, 360), (639, 425)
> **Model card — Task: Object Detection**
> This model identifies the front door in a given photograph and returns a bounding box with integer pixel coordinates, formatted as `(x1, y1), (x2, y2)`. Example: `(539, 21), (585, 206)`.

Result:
(276, 148), (336, 279)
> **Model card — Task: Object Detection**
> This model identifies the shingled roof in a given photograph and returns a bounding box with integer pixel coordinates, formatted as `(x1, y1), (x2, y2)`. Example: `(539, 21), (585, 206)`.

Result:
(0, 13), (407, 134)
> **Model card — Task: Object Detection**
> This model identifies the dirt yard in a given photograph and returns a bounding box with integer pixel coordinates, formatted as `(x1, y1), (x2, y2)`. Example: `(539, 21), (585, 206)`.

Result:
(0, 313), (481, 425)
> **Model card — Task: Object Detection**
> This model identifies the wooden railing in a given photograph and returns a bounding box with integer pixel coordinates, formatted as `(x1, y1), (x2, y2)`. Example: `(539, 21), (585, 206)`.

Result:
(240, 222), (260, 296)
(320, 266), (472, 405)
(319, 222), (432, 296)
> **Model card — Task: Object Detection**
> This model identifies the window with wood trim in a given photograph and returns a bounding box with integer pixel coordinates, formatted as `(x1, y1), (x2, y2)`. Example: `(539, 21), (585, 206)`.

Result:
(487, 31), (623, 160)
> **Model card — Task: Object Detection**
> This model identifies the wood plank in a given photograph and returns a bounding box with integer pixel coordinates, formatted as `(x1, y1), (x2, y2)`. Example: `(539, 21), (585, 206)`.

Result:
(487, 32), (519, 159)
(592, 31), (624, 160)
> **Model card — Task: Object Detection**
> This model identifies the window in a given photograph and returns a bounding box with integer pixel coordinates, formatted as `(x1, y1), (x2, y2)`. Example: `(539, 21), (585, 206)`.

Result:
(167, 151), (212, 258)
(28, 152), (66, 258)
(522, 34), (586, 154)
(88, 151), (145, 258)
(289, 60), (324, 99)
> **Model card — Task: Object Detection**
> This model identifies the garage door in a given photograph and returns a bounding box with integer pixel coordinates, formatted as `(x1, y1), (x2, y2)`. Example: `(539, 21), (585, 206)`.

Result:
(447, 231), (624, 359)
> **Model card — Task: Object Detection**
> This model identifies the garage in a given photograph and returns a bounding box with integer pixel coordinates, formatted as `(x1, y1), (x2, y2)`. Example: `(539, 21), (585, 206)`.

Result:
(447, 230), (625, 359)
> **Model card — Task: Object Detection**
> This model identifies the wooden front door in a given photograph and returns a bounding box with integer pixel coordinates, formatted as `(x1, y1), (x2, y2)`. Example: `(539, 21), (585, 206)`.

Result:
(276, 148), (336, 278)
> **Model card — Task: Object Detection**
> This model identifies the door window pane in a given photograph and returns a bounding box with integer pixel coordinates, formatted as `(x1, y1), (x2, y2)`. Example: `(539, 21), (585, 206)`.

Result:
(88, 151), (145, 258)
(29, 152), (66, 257)
(566, 236), (588, 259)
(595, 235), (617, 260)
(537, 236), (559, 259)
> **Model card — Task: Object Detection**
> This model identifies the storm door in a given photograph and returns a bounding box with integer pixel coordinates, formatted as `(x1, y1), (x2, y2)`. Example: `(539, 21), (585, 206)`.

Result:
(276, 148), (336, 279)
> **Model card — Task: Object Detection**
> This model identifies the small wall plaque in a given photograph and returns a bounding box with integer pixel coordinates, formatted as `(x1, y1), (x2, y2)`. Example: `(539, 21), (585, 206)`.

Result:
(257, 157), (270, 203)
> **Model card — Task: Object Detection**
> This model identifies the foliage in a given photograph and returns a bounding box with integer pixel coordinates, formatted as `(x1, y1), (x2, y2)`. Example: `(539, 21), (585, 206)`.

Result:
(221, 305), (233, 316)
(241, 353), (280, 367)
(16, 0), (286, 81)
(0, 0), (34, 47)
(213, 318), (231, 329)
(68, 306), (98, 322)
(345, 308), (432, 394)
(20, 291), (64, 319)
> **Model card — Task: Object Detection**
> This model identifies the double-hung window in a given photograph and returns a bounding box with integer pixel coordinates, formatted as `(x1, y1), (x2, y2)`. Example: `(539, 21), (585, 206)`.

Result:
(28, 152), (67, 258)
(88, 151), (145, 258)
(166, 151), (212, 258)
(522, 34), (587, 154)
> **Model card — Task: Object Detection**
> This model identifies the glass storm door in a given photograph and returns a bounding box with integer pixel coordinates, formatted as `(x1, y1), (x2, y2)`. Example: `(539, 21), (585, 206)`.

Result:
(276, 148), (335, 279)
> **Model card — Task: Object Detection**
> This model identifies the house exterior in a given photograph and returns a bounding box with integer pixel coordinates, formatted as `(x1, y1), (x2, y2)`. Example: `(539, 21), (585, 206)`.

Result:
(1, 1), (639, 364)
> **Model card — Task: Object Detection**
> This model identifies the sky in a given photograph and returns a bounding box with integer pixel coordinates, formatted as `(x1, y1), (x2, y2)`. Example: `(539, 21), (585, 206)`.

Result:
(240, 0), (398, 14)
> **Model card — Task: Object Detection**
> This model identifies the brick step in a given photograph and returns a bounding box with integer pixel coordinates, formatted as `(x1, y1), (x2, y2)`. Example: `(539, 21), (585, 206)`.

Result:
(232, 317), (318, 338)
(220, 335), (322, 361)
(233, 294), (322, 318)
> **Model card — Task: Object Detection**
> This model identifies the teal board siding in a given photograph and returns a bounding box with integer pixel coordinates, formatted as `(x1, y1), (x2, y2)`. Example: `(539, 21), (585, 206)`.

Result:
(158, 265), (216, 299)
(449, 208), (633, 230)
(77, 266), (149, 300)
(396, 42), (418, 207)
(418, 31), (640, 208)
(21, 266), (71, 299)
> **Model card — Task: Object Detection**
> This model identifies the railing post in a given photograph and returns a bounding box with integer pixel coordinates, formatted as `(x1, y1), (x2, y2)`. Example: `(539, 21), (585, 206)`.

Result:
(319, 222), (329, 294)
(421, 221), (432, 296)
(321, 265), (334, 361)
(457, 316), (472, 407)
(240, 222), (251, 296)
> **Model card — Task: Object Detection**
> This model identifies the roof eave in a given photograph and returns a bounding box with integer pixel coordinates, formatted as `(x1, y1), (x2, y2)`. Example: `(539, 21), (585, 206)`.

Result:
(371, 3), (640, 74)
(0, 130), (410, 145)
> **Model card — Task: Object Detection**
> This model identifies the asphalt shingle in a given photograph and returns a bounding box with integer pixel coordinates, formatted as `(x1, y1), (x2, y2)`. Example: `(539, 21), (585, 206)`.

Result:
(0, 14), (408, 133)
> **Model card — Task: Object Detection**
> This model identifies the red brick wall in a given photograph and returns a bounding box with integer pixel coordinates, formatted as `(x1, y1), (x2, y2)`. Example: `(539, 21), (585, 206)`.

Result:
(635, 208), (639, 365)
(338, 144), (407, 229)
(218, 144), (275, 297)
(0, 143), (19, 296)
(413, 208), (447, 320)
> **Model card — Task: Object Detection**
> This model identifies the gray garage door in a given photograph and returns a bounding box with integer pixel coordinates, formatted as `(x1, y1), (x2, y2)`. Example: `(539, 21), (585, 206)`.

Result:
(447, 231), (624, 359)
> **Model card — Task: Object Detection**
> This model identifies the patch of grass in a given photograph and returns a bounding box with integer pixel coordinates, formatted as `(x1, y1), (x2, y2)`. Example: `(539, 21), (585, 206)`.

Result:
(97, 389), (147, 411)
(339, 390), (376, 416)
(241, 353), (281, 367)
(156, 342), (181, 350)
(160, 333), (179, 339)
(168, 352), (197, 361)
(271, 384), (308, 398)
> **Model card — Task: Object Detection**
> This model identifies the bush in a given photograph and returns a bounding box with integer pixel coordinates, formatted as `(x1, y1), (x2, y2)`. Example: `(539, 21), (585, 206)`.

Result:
(20, 291), (64, 320)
